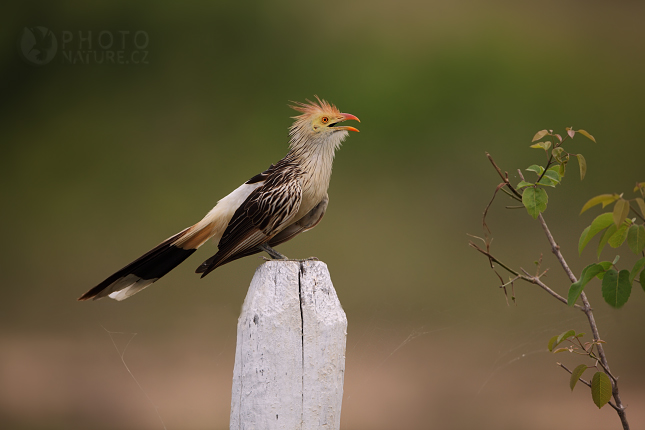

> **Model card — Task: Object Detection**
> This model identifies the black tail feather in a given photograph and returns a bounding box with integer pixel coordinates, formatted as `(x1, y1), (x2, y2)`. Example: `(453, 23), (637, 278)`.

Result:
(78, 229), (195, 301)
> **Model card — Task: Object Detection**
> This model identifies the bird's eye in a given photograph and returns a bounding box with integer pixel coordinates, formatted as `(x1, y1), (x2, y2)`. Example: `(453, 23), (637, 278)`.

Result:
(321, 117), (329, 124)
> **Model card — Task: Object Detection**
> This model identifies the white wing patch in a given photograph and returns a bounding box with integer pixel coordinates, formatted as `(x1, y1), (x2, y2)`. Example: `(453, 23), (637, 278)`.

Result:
(175, 181), (265, 249)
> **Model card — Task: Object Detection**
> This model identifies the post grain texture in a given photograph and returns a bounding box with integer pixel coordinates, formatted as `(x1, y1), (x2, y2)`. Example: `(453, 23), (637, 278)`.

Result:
(230, 260), (347, 430)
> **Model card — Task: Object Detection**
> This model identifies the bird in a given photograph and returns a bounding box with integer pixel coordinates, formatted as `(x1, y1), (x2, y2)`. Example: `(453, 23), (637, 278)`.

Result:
(78, 97), (359, 301)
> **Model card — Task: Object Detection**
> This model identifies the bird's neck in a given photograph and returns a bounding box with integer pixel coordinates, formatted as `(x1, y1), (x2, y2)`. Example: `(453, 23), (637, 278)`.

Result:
(287, 131), (347, 203)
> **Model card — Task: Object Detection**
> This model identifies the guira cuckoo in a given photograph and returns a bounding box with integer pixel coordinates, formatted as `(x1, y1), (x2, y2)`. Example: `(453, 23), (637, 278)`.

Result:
(78, 97), (359, 301)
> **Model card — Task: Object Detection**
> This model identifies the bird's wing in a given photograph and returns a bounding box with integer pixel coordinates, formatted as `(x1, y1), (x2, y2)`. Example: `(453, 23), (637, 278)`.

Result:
(267, 192), (328, 245)
(196, 169), (303, 276)
(199, 193), (329, 266)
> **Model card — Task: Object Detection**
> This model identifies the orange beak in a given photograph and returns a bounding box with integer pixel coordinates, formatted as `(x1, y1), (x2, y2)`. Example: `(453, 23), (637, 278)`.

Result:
(333, 113), (360, 132)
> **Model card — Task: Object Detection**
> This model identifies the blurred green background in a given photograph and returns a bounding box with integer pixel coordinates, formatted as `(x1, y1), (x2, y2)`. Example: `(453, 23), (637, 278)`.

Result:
(2, 1), (645, 429)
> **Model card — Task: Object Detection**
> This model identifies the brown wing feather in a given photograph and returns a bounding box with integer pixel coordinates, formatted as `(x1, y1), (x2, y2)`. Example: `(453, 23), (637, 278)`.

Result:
(196, 168), (303, 277)
(203, 194), (329, 267)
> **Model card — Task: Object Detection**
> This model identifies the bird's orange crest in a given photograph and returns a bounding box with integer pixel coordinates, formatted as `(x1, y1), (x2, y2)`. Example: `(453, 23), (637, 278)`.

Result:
(289, 96), (340, 119)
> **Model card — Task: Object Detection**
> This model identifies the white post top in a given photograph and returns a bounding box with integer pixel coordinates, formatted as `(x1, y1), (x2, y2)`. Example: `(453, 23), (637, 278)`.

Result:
(230, 260), (347, 430)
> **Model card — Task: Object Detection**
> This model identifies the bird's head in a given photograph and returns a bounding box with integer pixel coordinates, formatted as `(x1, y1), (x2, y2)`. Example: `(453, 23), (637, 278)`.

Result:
(288, 97), (359, 150)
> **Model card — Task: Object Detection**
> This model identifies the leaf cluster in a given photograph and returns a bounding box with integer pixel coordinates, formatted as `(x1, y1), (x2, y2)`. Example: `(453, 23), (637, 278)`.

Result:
(571, 184), (645, 308)
(547, 330), (612, 409)
(518, 128), (593, 219)
(474, 128), (632, 424)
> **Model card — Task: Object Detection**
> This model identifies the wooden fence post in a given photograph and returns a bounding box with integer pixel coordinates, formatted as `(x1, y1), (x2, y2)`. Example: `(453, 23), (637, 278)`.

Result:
(230, 260), (347, 429)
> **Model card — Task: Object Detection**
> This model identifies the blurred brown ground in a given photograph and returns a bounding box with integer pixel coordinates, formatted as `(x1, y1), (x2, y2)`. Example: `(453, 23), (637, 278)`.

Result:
(1, 1), (645, 428)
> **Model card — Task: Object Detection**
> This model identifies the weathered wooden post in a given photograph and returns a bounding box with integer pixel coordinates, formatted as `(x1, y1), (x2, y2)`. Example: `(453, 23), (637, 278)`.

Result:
(230, 260), (347, 429)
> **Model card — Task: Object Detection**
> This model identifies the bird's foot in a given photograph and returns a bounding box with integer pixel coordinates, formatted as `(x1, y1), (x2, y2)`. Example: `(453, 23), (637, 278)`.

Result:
(298, 256), (320, 262)
(258, 243), (288, 260)
(258, 245), (320, 263)
(260, 256), (320, 262)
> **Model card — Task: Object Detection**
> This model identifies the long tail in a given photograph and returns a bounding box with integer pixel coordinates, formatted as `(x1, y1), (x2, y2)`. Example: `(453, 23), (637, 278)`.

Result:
(78, 224), (210, 301)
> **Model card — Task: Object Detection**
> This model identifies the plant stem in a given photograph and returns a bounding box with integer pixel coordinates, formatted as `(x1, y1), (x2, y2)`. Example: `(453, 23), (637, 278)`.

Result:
(479, 153), (631, 429)
(486, 152), (522, 199)
(535, 133), (568, 185)
(468, 241), (582, 309)
(515, 169), (630, 429)
(556, 363), (620, 412)
(629, 203), (645, 222)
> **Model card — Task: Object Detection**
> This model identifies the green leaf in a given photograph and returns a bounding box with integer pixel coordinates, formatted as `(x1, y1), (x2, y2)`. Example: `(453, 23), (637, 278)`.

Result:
(522, 187), (548, 219)
(544, 169), (561, 183)
(636, 198), (645, 218)
(608, 222), (630, 248)
(532, 129), (549, 142)
(578, 213), (614, 254)
(580, 194), (620, 214)
(577, 129), (597, 143)
(601, 269), (632, 308)
(547, 335), (558, 352)
(599, 261), (613, 270)
(570, 364), (588, 391)
(556, 329), (576, 346)
(597, 223), (618, 258)
(578, 226), (591, 255)
(537, 175), (558, 187)
(551, 147), (565, 162)
(558, 162), (566, 178)
(641, 269), (645, 293)
(613, 199), (629, 228)
(627, 224), (645, 254)
(630, 257), (645, 283)
(530, 141), (552, 152)
(568, 263), (607, 306)
(516, 180), (533, 189)
(595, 261), (614, 280)
(591, 372), (611, 408)
(576, 154), (587, 180)
(526, 164), (545, 175)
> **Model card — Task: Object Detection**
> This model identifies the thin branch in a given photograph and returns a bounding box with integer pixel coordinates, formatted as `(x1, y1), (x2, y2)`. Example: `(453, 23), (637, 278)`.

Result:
(515, 168), (629, 428)
(469, 241), (583, 309)
(500, 185), (523, 202)
(476, 154), (630, 428)
(556, 363), (620, 412)
(628, 203), (645, 222)
(486, 152), (523, 199)
(469, 241), (520, 277)
(519, 268), (581, 309)
(557, 362), (592, 387)
(536, 210), (629, 423)
(516, 169), (579, 284)
(482, 183), (507, 236)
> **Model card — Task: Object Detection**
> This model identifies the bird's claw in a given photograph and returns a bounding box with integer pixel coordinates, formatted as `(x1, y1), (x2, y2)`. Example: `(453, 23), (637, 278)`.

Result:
(259, 255), (320, 262)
